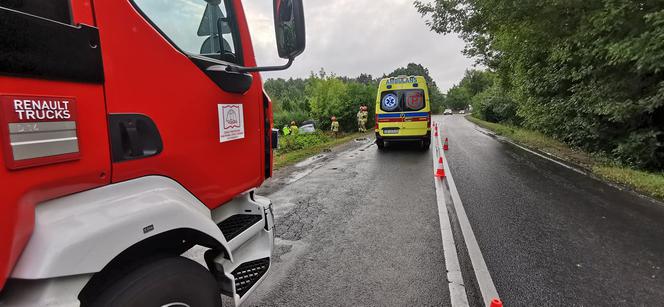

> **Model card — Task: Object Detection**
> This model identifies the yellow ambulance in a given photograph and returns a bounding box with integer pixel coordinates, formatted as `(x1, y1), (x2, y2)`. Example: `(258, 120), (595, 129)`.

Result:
(375, 75), (431, 149)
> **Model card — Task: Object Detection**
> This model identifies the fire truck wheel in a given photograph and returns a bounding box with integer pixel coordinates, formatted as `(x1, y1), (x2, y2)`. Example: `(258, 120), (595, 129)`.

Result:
(91, 256), (221, 307)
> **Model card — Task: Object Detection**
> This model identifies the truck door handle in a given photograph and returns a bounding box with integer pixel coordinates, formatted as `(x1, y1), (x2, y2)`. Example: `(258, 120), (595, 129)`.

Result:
(109, 114), (163, 162)
(120, 120), (143, 157)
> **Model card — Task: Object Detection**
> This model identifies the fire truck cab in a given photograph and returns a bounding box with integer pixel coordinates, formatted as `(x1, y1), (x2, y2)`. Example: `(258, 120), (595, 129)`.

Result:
(0, 0), (305, 306)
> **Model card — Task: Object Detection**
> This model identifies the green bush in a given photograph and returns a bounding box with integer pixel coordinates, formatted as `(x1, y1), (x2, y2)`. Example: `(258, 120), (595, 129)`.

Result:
(307, 77), (376, 133)
(472, 85), (520, 124)
(278, 131), (330, 154)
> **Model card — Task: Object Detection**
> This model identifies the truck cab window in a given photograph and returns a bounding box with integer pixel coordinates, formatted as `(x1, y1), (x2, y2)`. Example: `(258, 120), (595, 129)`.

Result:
(132, 0), (242, 64)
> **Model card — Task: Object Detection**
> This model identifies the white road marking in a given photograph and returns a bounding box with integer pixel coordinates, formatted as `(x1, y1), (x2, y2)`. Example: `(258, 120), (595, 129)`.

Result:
(430, 132), (470, 307)
(434, 120), (500, 306)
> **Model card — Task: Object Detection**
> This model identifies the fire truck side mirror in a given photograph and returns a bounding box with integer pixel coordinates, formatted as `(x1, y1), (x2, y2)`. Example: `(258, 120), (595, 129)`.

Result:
(222, 0), (305, 73)
(274, 0), (305, 59)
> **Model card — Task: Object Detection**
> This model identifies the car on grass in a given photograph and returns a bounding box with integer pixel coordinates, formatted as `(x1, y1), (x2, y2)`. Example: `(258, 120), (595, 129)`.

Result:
(299, 120), (316, 134)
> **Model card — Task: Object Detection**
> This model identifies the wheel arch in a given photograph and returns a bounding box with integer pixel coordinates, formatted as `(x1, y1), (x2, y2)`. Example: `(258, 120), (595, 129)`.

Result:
(77, 227), (227, 306)
(10, 176), (231, 280)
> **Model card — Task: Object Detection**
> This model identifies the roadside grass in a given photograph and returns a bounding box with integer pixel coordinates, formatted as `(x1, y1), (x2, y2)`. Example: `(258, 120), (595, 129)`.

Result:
(465, 115), (664, 201)
(593, 166), (664, 200)
(274, 132), (364, 169)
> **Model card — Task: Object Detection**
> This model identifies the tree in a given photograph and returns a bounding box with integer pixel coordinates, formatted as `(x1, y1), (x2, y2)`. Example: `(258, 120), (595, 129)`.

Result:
(305, 75), (377, 132)
(459, 70), (493, 97)
(444, 85), (470, 110)
(415, 0), (664, 170)
(265, 63), (444, 132)
(441, 69), (494, 110)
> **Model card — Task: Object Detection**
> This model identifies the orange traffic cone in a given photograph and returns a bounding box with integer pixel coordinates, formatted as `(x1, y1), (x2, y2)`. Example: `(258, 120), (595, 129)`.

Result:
(443, 138), (449, 151)
(434, 128), (439, 137)
(490, 298), (503, 307)
(435, 156), (445, 178)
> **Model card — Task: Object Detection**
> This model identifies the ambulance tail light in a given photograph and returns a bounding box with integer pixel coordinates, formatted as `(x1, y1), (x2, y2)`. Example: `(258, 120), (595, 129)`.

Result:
(374, 114), (378, 129)
(427, 114), (431, 128)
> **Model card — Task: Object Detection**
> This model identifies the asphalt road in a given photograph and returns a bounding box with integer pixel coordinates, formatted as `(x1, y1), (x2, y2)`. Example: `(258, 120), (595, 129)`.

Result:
(246, 115), (664, 306)
(440, 115), (664, 306)
(247, 137), (450, 306)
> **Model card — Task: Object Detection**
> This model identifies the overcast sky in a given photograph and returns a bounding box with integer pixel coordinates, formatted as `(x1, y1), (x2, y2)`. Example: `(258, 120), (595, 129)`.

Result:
(243, 0), (475, 91)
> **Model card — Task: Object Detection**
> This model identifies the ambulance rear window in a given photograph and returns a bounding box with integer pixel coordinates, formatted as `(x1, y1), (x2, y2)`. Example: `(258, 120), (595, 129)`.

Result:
(380, 91), (400, 112)
(404, 90), (425, 111)
(380, 89), (426, 112)
(0, 0), (71, 24)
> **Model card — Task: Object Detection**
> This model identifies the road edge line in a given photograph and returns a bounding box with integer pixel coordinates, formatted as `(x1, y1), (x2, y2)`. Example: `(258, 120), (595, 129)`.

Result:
(430, 131), (470, 307)
(469, 119), (664, 207)
(438, 131), (500, 306)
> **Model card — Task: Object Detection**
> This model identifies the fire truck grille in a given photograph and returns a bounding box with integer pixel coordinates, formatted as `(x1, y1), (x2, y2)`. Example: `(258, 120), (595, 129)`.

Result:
(232, 258), (270, 297)
(218, 214), (263, 241)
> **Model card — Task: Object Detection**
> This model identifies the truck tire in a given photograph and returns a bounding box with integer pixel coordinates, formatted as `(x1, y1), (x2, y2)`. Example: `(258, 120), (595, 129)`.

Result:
(90, 257), (221, 307)
(376, 138), (385, 150)
(421, 139), (430, 150)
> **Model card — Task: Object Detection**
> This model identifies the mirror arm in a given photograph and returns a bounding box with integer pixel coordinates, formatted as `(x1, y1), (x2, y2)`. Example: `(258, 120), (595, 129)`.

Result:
(225, 57), (294, 73)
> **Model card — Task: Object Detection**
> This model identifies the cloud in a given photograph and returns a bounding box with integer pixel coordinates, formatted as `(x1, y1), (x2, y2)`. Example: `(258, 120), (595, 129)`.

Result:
(243, 0), (474, 91)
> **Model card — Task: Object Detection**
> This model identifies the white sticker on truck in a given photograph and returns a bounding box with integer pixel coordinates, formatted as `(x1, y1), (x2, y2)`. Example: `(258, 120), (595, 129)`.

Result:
(218, 104), (245, 143)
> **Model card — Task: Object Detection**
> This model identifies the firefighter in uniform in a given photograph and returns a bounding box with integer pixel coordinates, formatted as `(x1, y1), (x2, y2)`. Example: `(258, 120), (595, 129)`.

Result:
(331, 116), (340, 138)
(289, 121), (299, 135)
(357, 106), (369, 132)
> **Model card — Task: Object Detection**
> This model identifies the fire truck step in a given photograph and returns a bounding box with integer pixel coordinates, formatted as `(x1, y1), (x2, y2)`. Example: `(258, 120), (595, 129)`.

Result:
(231, 257), (270, 297)
(218, 214), (263, 241)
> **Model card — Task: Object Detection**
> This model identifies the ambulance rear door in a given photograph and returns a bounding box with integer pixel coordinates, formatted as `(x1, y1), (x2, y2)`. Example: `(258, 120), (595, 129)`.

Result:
(400, 88), (430, 136)
(377, 89), (403, 135)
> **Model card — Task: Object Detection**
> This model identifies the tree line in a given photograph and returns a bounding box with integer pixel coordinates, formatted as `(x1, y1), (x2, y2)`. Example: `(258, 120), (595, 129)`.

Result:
(416, 0), (663, 171)
(265, 63), (445, 133)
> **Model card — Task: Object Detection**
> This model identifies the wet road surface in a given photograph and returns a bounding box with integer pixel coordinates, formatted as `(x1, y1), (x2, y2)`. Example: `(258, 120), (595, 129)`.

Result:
(247, 138), (450, 306)
(247, 115), (664, 306)
(441, 115), (664, 306)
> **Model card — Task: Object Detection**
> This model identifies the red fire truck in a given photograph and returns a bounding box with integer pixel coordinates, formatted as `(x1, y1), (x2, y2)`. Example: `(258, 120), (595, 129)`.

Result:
(0, 0), (305, 305)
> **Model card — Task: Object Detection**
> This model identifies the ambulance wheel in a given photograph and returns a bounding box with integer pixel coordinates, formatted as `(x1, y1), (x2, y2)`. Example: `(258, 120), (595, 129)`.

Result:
(90, 257), (221, 307)
(376, 138), (385, 150)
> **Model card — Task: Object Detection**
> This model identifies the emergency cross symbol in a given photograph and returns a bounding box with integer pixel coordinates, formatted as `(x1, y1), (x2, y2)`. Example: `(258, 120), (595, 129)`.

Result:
(218, 104), (245, 143)
(381, 93), (398, 111)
